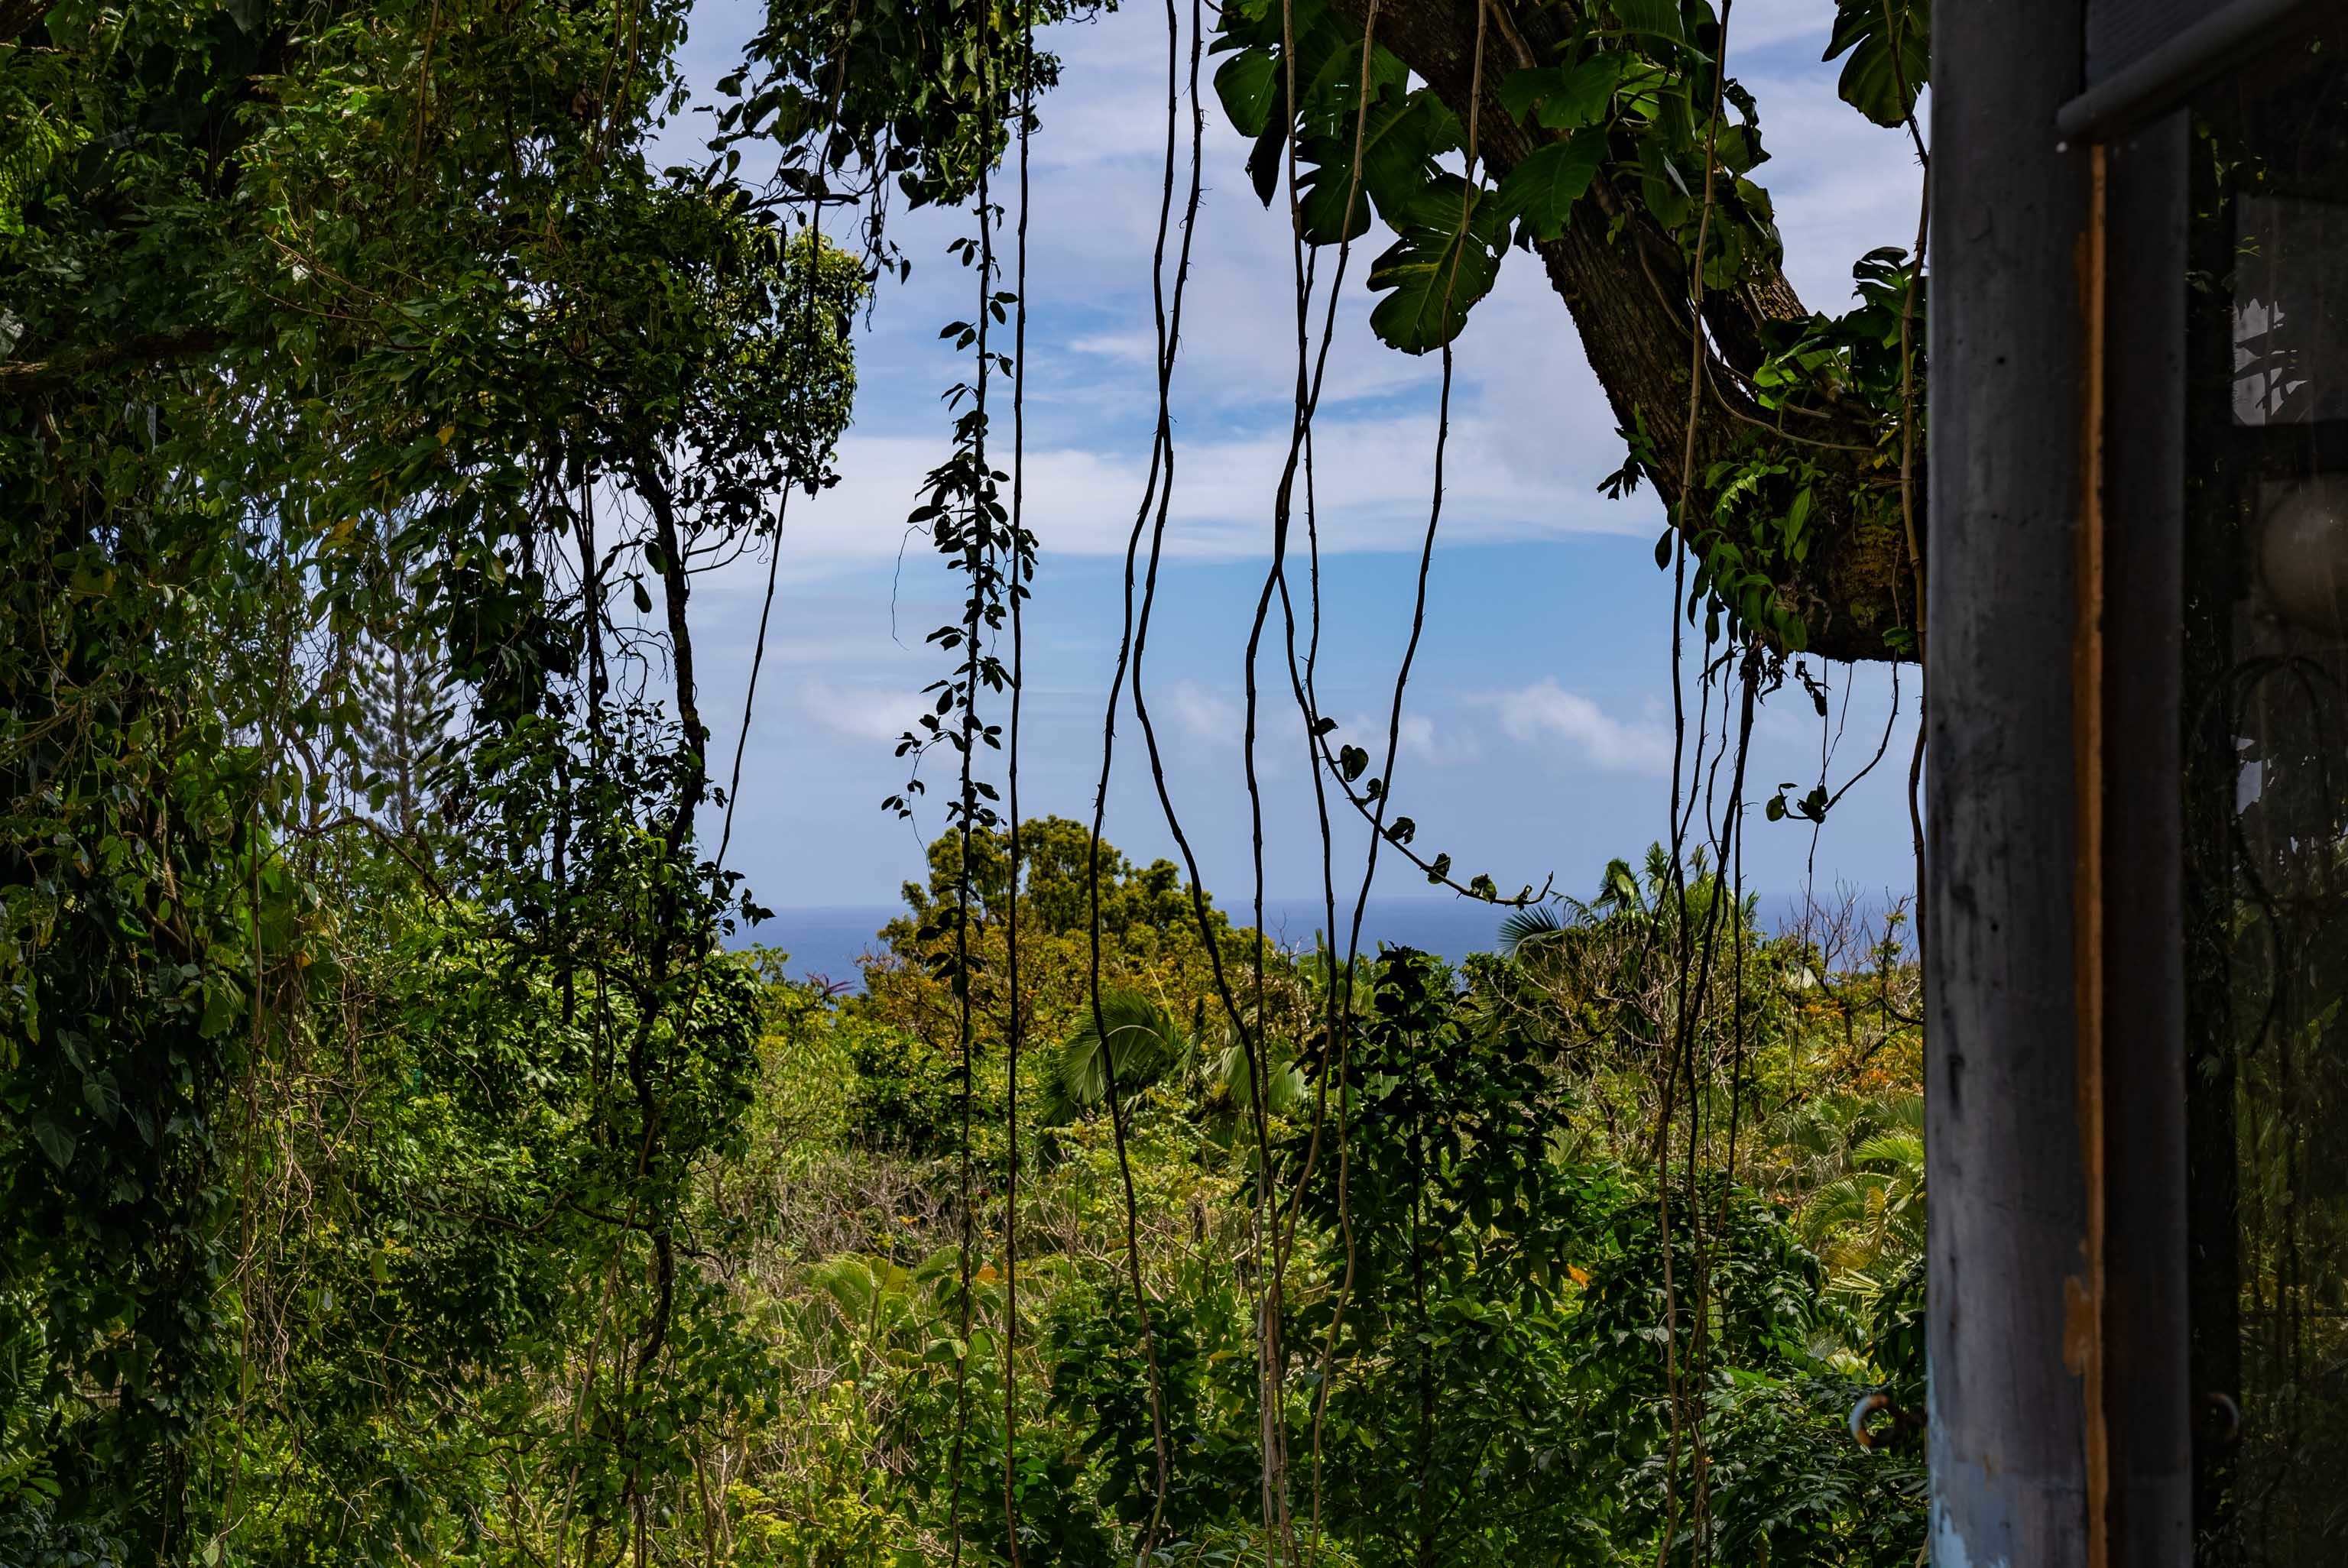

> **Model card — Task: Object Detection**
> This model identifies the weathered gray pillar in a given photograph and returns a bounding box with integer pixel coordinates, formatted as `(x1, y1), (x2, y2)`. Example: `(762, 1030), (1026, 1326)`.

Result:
(1926, 1), (2094, 1561)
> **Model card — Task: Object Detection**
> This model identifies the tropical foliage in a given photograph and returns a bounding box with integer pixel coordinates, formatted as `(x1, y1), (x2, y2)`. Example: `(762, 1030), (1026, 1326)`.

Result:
(2, 0), (1935, 1561)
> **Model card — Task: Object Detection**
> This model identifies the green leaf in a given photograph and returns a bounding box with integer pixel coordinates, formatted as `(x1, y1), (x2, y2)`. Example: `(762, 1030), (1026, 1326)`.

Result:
(1354, 92), (1464, 215)
(1365, 186), (1503, 355)
(1297, 159), (1373, 245)
(1609, 0), (1685, 44)
(1368, 233), (1498, 355)
(1712, 121), (1768, 174)
(1497, 68), (1549, 126)
(199, 977), (242, 1039)
(1215, 50), (1281, 138)
(1637, 141), (1692, 230)
(1499, 57), (1625, 133)
(1495, 131), (1605, 242)
(81, 1070), (118, 1126)
(1247, 115), (1289, 209)
(1824, 0), (1929, 128)
(31, 1117), (73, 1171)
(1546, 57), (1630, 131)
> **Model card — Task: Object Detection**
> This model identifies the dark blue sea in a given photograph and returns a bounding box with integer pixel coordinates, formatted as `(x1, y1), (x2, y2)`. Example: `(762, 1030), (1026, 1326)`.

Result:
(738, 896), (1512, 992)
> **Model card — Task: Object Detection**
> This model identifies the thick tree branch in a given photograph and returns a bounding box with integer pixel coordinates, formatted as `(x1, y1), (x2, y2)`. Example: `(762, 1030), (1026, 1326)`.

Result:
(0, 329), (226, 389)
(1331, 0), (1921, 663)
(0, 0), (55, 44)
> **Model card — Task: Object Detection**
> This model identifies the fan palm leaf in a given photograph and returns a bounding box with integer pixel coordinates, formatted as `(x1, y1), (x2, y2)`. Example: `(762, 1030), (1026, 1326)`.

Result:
(1042, 989), (1196, 1126)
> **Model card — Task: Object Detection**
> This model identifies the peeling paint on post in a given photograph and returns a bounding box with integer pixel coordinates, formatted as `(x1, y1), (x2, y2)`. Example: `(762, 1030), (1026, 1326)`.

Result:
(1931, 1497), (1999, 1568)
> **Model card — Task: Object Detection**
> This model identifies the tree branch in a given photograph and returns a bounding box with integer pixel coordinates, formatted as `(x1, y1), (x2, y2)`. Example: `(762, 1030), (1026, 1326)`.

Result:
(1328, 0), (1920, 663)
(0, 329), (226, 390)
(0, 0), (57, 44)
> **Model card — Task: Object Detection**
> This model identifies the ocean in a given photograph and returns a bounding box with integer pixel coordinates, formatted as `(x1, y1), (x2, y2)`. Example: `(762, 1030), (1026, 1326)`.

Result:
(738, 896), (1513, 991)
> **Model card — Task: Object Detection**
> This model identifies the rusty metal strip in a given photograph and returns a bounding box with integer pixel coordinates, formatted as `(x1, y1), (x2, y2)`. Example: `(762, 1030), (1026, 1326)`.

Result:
(2071, 138), (2113, 1568)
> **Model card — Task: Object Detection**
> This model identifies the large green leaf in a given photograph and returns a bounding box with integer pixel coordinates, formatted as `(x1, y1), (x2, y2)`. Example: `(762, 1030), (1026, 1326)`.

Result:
(1292, 89), (1464, 245)
(1495, 131), (1607, 242)
(1824, 0), (1929, 128)
(1497, 56), (1626, 132)
(1366, 188), (1503, 355)
(1637, 139), (1693, 231)
(1297, 151), (1373, 245)
(1214, 50), (1280, 138)
(1043, 990), (1198, 1125)
(1711, 120), (1769, 174)
(29, 1117), (75, 1171)
(1355, 89), (1463, 200)
(1224, 0), (1393, 208)
(1607, 0), (1685, 44)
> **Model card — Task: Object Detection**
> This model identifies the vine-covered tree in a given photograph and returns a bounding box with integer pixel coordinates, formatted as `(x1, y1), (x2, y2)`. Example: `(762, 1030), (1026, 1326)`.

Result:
(3, 0), (858, 1554)
(1203, 0), (1930, 663)
(713, 0), (1930, 666)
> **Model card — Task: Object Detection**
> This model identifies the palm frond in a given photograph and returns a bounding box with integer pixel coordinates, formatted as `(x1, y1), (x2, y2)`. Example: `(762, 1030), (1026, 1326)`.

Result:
(1041, 989), (1195, 1126)
(1204, 1037), (1306, 1117)
(1497, 902), (1570, 957)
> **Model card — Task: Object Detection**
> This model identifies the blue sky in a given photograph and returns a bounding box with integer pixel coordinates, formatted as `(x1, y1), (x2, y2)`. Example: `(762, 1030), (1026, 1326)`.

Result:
(657, 0), (1928, 921)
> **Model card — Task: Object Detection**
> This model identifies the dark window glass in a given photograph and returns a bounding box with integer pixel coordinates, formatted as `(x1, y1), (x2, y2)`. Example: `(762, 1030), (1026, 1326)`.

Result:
(2186, 22), (2348, 1564)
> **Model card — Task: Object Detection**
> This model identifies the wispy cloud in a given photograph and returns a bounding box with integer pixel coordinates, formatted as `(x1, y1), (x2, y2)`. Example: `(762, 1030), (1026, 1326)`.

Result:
(1724, 0), (1839, 51)
(659, 0), (1924, 908)
(761, 409), (1653, 575)
(1168, 678), (1240, 743)
(1485, 679), (1672, 775)
(796, 679), (931, 744)
(1337, 709), (1457, 766)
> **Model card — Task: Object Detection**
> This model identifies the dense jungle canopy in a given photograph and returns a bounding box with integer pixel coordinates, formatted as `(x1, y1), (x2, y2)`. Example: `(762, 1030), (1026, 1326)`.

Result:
(1, 0), (1933, 1562)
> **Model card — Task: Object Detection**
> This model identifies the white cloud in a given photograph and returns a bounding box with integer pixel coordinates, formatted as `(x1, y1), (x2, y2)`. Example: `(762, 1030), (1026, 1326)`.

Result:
(1739, 71), (1928, 314)
(796, 679), (932, 744)
(1140, 677), (1305, 779)
(1486, 679), (1672, 775)
(654, 0), (1930, 908)
(1726, 0), (1839, 52)
(1067, 330), (1158, 362)
(660, 0), (1933, 592)
(1338, 709), (1455, 766)
(1168, 678), (1239, 742)
(761, 400), (1653, 575)
(1397, 711), (1438, 763)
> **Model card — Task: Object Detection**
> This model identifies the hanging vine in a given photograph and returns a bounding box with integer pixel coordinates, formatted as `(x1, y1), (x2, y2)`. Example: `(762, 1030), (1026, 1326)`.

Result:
(2, 0), (1936, 1561)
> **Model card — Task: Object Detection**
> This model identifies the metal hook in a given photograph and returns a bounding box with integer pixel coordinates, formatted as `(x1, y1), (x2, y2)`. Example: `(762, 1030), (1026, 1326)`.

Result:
(1850, 1388), (1895, 1449)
